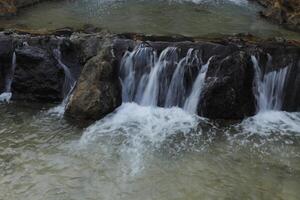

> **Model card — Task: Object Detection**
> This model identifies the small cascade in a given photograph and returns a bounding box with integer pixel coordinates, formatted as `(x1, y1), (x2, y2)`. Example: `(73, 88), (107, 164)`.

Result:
(251, 55), (289, 112)
(119, 45), (211, 114)
(0, 52), (16, 103)
(165, 49), (202, 107)
(53, 46), (76, 99)
(49, 43), (76, 116)
(140, 47), (178, 106)
(184, 57), (212, 114)
(120, 44), (156, 103)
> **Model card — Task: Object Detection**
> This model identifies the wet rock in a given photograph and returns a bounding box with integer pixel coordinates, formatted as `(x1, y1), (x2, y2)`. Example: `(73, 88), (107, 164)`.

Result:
(65, 43), (122, 122)
(0, 0), (47, 17)
(13, 45), (64, 101)
(282, 60), (300, 112)
(199, 51), (256, 119)
(255, 0), (300, 32)
(0, 0), (17, 17)
(70, 32), (113, 63)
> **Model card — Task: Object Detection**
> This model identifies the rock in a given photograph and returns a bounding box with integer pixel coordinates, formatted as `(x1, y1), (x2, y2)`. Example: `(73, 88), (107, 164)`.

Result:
(12, 45), (65, 101)
(65, 42), (122, 122)
(256, 0), (300, 32)
(0, 0), (17, 17)
(199, 51), (256, 119)
(0, 0), (46, 17)
(283, 60), (300, 111)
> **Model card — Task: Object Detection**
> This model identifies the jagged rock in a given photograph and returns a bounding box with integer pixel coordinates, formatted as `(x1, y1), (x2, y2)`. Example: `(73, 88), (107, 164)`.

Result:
(65, 43), (122, 122)
(199, 51), (256, 119)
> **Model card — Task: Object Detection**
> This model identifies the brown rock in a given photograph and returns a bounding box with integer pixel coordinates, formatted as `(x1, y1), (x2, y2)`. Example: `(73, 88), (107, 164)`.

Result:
(65, 42), (122, 122)
(0, 0), (17, 16)
(257, 0), (300, 32)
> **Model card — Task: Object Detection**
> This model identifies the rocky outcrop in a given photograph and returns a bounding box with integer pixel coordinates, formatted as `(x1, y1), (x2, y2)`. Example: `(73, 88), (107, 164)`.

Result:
(65, 41), (122, 122)
(255, 0), (300, 32)
(0, 30), (299, 123)
(0, 31), (82, 101)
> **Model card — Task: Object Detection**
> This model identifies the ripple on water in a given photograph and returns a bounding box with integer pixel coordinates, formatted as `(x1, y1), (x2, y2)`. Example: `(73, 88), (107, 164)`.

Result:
(0, 102), (300, 199)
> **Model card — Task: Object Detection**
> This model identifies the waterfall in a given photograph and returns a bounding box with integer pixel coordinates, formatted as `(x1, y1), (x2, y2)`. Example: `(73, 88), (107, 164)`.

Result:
(183, 57), (212, 114)
(251, 55), (289, 112)
(49, 45), (76, 116)
(0, 52), (16, 103)
(53, 46), (76, 99)
(119, 44), (156, 103)
(140, 47), (178, 106)
(119, 45), (210, 115)
(165, 49), (202, 108)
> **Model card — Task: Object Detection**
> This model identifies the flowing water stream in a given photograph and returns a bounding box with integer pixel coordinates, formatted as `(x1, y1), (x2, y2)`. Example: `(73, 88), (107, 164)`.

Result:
(0, 102), (300, 199)
(1, 45), (300, 199)
(1, 0), (300, 39)
(1, 0), (300, 199)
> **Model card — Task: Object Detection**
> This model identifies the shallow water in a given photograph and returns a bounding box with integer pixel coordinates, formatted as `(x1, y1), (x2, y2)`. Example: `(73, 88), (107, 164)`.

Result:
(1, 0), (300, 39)
(0, 102), (300, 200)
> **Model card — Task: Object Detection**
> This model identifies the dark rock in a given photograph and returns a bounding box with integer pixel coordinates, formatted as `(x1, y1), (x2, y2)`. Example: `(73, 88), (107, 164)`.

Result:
(199, 51), (256, 119)
(0, 0), (17, 17)
(283, 60), (300, 111)
(12, 45), (64, 101)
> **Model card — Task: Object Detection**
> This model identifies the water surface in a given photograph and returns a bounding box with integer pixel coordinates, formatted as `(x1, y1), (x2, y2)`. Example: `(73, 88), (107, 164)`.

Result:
(1, 102), (300, 200)
(0, 0), (300, 39)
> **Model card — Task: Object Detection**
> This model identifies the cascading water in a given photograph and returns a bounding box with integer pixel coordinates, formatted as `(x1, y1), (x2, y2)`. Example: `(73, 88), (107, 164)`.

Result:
(49, 44), (76, 116)
(53, 46), (76, 99)
(140, 47), (178, 106)
(80, 45), (214, 173)
(120, 45), (210, 114)
(184, 57), (212, 113)
(251, 55), (289, 112)
(0, 52), (16, 103)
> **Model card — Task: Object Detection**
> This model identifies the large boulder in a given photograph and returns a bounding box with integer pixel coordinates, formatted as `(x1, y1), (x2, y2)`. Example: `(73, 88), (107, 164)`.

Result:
(199, 51), (256, 119)
(65, 43), (122, 122)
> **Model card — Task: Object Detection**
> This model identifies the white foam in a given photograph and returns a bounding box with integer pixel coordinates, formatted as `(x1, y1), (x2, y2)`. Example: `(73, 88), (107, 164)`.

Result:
(237, 111), (300, 136)
(0, 92), (12, 103)
(79, 103), (200, 174)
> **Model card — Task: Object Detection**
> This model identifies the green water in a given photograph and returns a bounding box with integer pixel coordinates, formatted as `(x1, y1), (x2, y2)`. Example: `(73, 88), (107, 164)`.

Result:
(0, 102), (300, 200)
(0, 0), (300, 39)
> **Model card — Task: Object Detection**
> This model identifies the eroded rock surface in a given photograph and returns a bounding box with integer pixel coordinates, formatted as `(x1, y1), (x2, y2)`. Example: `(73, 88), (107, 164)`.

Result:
(65, 41), (122, 122)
